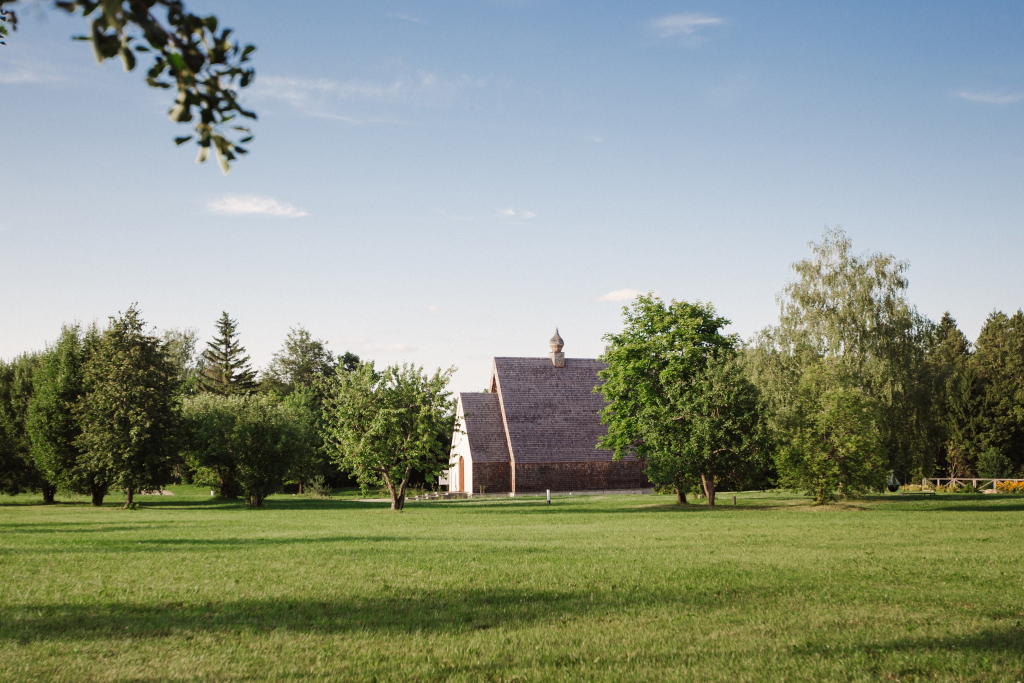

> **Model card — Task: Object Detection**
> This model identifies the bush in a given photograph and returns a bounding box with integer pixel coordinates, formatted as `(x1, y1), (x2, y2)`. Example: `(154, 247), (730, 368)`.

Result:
(308, 475), (332, 498)
(977, 447), (1013, 478)
(934, 482), (977, 494)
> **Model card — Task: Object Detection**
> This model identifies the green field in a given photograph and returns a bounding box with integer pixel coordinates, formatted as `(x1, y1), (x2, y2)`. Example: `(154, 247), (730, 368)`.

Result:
(1, 488), (1022, 682)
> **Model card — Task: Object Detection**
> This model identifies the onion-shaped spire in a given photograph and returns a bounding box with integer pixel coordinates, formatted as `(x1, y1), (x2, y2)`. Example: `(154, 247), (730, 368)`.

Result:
(549, 328), (564, 353)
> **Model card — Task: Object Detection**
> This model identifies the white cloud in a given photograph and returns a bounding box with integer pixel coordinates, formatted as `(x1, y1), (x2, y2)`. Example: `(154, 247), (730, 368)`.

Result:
(209, 196), (308, 218)
(651, 13), (724, 37)
(498, 207), (536, 219)
(425, 305), (441, 313)
(597, 288), (645, 302)
(389, 12), (426, 24)
(957, 90), (1024, 104)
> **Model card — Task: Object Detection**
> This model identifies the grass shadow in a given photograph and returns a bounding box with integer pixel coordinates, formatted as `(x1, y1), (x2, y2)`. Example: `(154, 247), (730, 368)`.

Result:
(0, 582), (767, 643)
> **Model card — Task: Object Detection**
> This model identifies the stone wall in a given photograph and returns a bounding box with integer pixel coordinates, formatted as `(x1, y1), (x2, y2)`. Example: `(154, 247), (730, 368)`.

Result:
(473, 462), (513, 493)
(513, 460), (648, 492)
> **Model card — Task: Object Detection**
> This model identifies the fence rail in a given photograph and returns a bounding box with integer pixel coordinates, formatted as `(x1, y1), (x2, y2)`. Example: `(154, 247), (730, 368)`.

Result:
(923, 478), (1024, 491)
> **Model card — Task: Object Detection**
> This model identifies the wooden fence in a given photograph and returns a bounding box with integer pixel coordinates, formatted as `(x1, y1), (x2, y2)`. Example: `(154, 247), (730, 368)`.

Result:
(923, 478), (1024, 491)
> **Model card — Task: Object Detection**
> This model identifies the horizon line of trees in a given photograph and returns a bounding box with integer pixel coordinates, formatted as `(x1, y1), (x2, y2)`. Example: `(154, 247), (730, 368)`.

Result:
(598, 228), (1023, 505)
(3, 229), (1022, 509)
(0, 307), (456, 509)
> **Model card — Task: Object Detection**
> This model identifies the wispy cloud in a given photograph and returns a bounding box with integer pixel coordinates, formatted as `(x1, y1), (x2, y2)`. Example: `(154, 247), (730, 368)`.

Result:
(0, 62), (65, 84)
(651, 13), (724, 38)
(597, 288), (647, 302)
(957, 90), (1024, 104)
(498, 207), (536, 219)
(209, 196), (308, 218)
(252, 71), (491, 120)
(389, 12), (426, 24)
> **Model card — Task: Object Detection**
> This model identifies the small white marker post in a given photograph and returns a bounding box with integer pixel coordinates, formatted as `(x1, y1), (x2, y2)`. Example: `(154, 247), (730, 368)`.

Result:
(546, 489), (551, 505)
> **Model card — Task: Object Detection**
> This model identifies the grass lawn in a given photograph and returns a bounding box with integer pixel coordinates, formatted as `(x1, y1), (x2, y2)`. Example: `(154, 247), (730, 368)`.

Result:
(1, 488), (1023, 682)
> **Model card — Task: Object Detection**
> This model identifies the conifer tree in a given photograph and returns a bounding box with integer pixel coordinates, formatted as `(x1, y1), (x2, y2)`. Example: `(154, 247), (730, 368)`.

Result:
(198, 312), (257, 395)
(972, 310), (1024, 474)
(930, 313), (985, 476)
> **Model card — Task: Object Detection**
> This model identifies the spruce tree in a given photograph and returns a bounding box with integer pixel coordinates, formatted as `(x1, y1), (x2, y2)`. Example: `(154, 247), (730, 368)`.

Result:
(972, 310), (1024, 474)
(198, 312), (257, 395)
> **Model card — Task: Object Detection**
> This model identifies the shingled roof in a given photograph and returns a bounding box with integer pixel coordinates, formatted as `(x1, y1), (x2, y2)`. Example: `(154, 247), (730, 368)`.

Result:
(459, 393), (511, 464)
(492, 356), (634, 464)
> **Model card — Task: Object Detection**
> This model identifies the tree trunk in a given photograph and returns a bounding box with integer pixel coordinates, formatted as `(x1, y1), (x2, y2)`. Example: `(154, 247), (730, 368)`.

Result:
(382, 473), (401, 510)
(298, 477), (304, 495)
(676, 487), (687, 505)
(90, 487), (105, 507)
(124, 486), (134, 509)
(701, 474), (716, 507)
(42, 485), (56, 505)
(386, 468), (412, 511)
(217, 467), (238, 499)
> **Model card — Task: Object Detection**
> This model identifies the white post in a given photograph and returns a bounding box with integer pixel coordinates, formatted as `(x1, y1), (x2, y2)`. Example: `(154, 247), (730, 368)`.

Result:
(546, 489), (551, 505)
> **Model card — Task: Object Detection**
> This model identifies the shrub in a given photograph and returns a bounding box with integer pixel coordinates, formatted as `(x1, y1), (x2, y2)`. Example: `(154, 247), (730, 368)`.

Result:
(978, 447), (1013, 478)
(308, 475), (332, 498)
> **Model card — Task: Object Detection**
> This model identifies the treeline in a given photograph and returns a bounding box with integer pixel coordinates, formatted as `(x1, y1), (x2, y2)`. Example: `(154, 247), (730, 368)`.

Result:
(0, 309), (456, 509)
(598, 229), (1024, 504)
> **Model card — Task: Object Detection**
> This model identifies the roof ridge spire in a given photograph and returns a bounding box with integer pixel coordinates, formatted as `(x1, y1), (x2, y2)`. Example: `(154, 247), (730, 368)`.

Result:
(548, 328), (565, 367)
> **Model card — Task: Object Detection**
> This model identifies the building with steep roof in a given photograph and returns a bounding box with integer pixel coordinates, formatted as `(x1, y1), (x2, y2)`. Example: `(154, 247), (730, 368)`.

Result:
(447, 330), (648, 494)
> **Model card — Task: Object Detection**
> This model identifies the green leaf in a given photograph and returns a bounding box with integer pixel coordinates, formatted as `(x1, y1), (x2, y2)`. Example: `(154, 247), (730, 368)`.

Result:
(174, 136), (193, 146)
(167, 52), (186, 73)
(119, 47), (136, 72)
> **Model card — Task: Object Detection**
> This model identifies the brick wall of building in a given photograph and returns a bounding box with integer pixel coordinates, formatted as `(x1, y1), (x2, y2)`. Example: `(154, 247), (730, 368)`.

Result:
(472, 462), (513, 493)
(513, 460), (648, 492)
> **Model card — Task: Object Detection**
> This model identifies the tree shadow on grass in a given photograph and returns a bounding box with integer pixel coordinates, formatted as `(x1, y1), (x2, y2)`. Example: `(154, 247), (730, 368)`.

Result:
(791, 625), (1024, 675)
(0, 583), (759, 643)
(0, 522), (176, 534)
(864, 495), (1024, 513)
(127, 534), (411, 549)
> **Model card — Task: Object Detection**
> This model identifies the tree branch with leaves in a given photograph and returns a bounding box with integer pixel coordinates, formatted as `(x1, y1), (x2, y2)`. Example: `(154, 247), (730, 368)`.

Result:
(0, 0), (255, 173)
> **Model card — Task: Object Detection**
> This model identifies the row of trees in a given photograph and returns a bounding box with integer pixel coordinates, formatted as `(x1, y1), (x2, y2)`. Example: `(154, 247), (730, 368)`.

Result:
(599, 229), (1024, 504)
(0, 308), (457, 509)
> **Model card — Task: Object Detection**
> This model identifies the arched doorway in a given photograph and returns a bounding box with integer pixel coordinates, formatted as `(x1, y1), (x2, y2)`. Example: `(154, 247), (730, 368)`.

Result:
(458, 457), (465, 493)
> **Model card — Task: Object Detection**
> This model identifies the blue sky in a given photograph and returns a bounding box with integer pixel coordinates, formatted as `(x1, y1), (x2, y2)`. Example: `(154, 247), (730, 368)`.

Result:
(2, 1), (1023, 391)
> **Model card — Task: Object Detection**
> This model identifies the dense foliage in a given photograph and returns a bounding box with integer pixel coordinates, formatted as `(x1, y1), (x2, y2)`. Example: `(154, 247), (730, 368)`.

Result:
(26, 324), (108, 505)
(320, 362), (457, 510)
(182, 393), (306, 507)
(75, 306), (180, 507)
(597, 295), (766, 505)
(0, 353), (51, 499)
